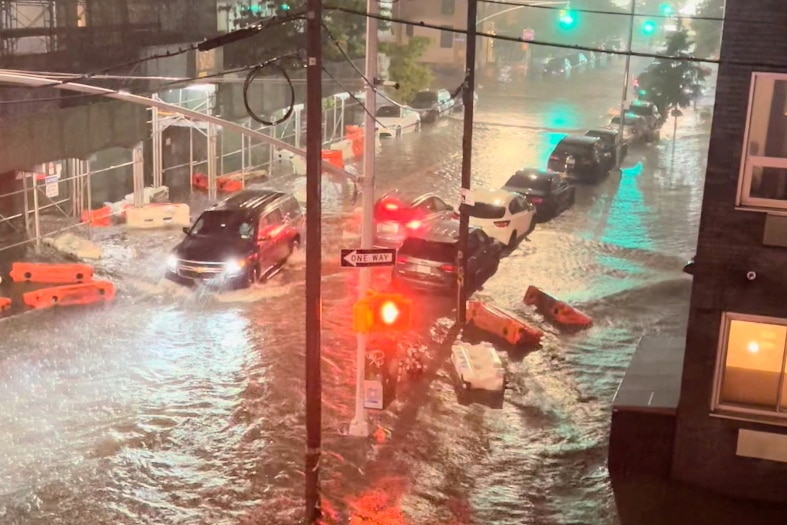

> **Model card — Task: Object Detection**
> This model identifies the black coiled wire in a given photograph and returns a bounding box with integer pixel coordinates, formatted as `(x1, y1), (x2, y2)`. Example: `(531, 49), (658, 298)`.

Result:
(242, 58), (296, 126)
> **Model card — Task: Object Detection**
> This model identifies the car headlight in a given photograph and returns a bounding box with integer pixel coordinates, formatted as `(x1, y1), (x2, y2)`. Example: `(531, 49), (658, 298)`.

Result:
(224, 259), (246, 275)
(166, 254), (178, 270)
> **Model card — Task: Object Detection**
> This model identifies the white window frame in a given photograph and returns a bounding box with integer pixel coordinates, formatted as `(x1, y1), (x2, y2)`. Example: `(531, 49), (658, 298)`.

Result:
(712, 312), (787, 421)
(736, 72), (787, 212)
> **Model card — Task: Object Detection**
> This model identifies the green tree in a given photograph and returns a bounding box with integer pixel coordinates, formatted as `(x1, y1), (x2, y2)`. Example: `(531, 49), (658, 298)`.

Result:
(223, 0), (367, 68)
(379, 37), (433, 103)
(691, 0), (724, 58)
(641, 25), (708, 116)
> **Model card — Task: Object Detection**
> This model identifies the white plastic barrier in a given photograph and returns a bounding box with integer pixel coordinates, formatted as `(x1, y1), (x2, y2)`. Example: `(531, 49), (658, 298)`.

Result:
(330, 139), (355, 162)
(126, 203), (190, 229)
(124, 185), (169, 205)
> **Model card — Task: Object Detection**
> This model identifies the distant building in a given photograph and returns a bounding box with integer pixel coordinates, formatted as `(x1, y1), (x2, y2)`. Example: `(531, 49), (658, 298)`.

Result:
(392, 0), (468, 72)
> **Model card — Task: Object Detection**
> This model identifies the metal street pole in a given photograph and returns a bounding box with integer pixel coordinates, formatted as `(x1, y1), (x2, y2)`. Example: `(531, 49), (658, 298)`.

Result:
(304, 0), (323, 520)
(457, 0), (478, 326)
(348, 0), (378, 438)
(617, 0), (636, 169)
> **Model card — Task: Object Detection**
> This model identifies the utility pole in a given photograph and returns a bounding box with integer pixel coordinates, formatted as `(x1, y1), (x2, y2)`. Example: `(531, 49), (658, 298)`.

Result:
(457, 0), (478, 326)
(617, 0), (636, 170)
(304, 0), (322, 520)
(348, 0), (378, 438)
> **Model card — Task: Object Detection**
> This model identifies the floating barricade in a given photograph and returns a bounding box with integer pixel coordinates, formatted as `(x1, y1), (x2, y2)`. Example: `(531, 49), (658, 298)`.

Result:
(9, 262), (94, 284)
(467, 300), (543, 346)
(523, 285), (593, 329)
(23, 281), (116, 309)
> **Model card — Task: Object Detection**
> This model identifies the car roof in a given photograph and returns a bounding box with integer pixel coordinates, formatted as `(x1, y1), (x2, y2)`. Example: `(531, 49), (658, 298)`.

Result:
(586, 128), (617, 136)
(467, 188), (515, 203)
(213, 189), (287, 212)
(409, 219), (478, 243)
(558, 135), (600, 146)
(511, 168), (556, 180)
(378, 189), (439, 206)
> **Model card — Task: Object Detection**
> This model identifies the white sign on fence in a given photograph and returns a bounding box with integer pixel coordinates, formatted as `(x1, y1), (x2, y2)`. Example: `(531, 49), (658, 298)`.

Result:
(45, 175), (59, 198)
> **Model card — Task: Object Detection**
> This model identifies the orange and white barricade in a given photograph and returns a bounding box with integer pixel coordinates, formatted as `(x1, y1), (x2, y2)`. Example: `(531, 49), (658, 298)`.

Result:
(467, 300), (543, 346)
(9, 262), (94, 284)
(0, 297), (10, 310)
(126, 203), (190, 229)
(23, 281), (116, 309)
(523, 285), (592, 329)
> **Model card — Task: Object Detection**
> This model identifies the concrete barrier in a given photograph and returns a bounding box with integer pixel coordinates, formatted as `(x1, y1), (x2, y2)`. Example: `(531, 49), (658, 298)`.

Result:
(126, 203), (190, 229)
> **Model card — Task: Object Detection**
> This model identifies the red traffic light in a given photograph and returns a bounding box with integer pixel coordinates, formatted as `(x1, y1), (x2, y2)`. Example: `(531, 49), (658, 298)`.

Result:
(353, 292), (412, 333)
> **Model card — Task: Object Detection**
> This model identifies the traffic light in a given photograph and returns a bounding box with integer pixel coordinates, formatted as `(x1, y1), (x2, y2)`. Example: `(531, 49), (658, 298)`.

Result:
(558, 10), (577, 29)
(279, 2), (291, 11)
(642, 20), (657, 35)
(659, 3), (673, 16)
(353, 292), (412, 333)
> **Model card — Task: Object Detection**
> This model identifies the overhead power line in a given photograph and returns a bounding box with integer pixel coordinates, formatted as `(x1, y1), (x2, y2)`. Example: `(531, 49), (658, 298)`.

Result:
(324, 4), (787, 69)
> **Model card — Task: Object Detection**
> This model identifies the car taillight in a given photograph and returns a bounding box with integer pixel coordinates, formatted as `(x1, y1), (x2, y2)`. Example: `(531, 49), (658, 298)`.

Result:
(529, 197), (543, 204)
(406, 220), (421, 230)
(549, 155), (559, 161)
(384, 202), (399, 211)
(440, 264), (456, 272)
(493, 220), (510, 227)
(397, 256), (408, 263)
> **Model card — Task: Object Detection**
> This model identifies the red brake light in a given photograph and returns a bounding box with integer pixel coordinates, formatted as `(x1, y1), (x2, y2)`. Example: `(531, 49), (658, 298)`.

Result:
(493, 220), (510, 227)
(406, 220), (421, 230)
(549, 155), (559, 160)
(440, 264), (456, 272)
(397, 256), (408, 263)
(384, 202), (398, 211)
(529, 197), (543, 204)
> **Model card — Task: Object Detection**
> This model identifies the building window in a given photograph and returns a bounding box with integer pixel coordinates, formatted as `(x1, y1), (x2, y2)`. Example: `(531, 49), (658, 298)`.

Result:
(738, 72), (787, 211)
(440, 28), (453, 48)
(406, 24), (414, 37)
(441, 0), (455, 15)
(714, 313), (787, 418)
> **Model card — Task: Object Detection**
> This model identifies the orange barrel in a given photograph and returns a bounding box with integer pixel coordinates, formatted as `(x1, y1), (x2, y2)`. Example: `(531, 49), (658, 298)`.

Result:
(81, 206), (111, 227)
(467, 300), (543, 346)
(192, 173), (208, 189)
(23, 281), (116, 309)
(523, 285), (592, 328)
(9, 262), (94, 284)
(321, 149), (345, 169)
(217, 176), (244, 193)
(0, 297), (10, 310)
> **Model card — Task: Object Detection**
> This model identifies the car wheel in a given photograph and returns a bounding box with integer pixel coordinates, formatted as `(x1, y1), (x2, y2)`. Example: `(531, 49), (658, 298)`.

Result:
(508, 230), (518, 248)
(525, 219), (536, 236)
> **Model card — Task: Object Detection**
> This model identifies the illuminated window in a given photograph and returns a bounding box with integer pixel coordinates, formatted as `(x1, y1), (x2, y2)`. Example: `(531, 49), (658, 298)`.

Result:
(714, 313), (787, 417)
(737, 72), (787, 211)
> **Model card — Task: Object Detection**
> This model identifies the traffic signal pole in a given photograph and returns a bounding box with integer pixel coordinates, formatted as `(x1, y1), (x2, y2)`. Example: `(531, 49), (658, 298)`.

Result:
(348, 0), (378, 438)
(457, 0), (478, 326)
(304, 0), (323, 520)
(616, 0), (636, 169)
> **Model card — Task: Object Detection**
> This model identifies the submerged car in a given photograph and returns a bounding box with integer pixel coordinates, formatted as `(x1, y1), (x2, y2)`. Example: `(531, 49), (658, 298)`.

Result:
(460, 188), (536, 247)
(547, 135), (612, 183)
(375, 105), (421, 138)
(165, 190), (303, 289)
(373, 190), (455, 248)
(501, 169), (575, 220)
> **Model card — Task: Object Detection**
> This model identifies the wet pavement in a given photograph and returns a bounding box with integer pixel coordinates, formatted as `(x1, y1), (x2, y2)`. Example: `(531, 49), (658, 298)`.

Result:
(0, 61), (716, 524)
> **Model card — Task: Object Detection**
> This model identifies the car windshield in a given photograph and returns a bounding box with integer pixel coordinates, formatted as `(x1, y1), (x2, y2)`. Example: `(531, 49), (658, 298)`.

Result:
(191, 211), (253, 239)
(376, 106), (400, 118)
(411, 92), (437, 108)
(460, 202), (506, 219)
(627, 105), (651, 117)
(399, 238), (456, 263)
(554, 143), (591, 156)
(506, 173), (550, 191)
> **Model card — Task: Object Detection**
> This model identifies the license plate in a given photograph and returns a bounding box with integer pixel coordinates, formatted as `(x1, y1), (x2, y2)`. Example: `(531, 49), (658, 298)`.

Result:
(378, 223), (398, 233)
(414, 265), (431, 274)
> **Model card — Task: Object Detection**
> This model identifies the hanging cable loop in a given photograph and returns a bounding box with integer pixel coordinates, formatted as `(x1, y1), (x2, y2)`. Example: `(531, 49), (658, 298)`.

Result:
(242, 59), (296, 126)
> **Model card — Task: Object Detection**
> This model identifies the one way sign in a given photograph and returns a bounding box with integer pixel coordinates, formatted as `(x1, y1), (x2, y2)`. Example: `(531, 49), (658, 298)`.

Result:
(341, 248), (397, 268)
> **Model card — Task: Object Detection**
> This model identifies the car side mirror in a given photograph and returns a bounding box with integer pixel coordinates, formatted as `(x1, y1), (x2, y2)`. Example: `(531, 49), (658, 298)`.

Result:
(182, 226), (190, 235)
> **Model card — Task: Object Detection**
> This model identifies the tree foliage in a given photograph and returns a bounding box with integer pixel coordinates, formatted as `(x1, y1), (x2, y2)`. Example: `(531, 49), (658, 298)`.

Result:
(639, 25), (708, 116)
(691, 0), (724, 58)
(223, 0), (367, 68)
(379, 37), (433, 104)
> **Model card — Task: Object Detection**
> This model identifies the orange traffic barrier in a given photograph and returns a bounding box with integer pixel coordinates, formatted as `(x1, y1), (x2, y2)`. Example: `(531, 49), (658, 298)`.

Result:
(217, 176), (243, 193)
(523, 285), (593, 328)
(9, 262), (94, 284)
(23, 281), (115, 309)
(321, 149), (345, 169)
(467, 300), (543, 346)
(81, 206), (112, 227)
(192, 173), (208, 190)
(345, 125), (365, 158)
(0, 297), (10, 311)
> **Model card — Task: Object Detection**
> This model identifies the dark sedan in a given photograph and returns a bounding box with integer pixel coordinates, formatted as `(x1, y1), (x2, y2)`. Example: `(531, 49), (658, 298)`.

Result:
(373, 189), (456, 248)
(502, 169), (575, 220)
(585, 128), (627, 166)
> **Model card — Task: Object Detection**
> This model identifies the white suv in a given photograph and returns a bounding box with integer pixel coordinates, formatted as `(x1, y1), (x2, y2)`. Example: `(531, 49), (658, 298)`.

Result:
(460, 189), (536, 247)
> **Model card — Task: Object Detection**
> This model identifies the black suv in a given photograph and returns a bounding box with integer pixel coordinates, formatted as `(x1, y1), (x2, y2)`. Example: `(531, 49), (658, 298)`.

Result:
(392, 219), (502, 294)
(502, 169), (575, 220)
(585, 128), (627, 166)
(165, 189), (303, 289)
(547, 135), (612, 183)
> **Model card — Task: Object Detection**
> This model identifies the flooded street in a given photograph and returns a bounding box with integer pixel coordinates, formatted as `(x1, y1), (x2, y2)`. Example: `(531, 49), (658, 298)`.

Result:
(0, 61), (712, 524)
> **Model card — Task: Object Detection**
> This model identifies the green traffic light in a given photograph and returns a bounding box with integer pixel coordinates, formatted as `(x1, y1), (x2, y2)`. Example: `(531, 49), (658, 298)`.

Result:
(279, 2), (291, 10)
(249, 4), (260, 13)
(659, 3), (673, 16)
(558, 9), (576, 29)
(642, 20), (657, 35)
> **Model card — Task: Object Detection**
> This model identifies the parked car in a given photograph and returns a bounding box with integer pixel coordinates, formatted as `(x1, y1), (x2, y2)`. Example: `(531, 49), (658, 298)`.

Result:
(501, 169), (575, 220)
(543, 57), (572, 79)
(453, 91), (479, 112)
(392, 219), (502, 293)
(566, 52), (589, 73)
(547, 135), (612, 183)
(460, 189), (536, 247)
(606, 112), (649, 145)
(165, 190), (303, 289)
(411, 89), (454, 123)
(626, 100), (664, 141)
(375, 105), (421, 138)
(373, 190), (455, 248)
(585, 128), (627, 166)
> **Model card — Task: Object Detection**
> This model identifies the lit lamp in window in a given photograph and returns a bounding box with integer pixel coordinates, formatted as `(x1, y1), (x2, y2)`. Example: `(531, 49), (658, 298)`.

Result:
(747, 341), (760, 353)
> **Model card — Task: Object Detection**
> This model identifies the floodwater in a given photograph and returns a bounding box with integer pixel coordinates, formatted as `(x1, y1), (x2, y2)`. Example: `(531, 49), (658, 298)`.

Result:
(0, 59), (713, 524)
